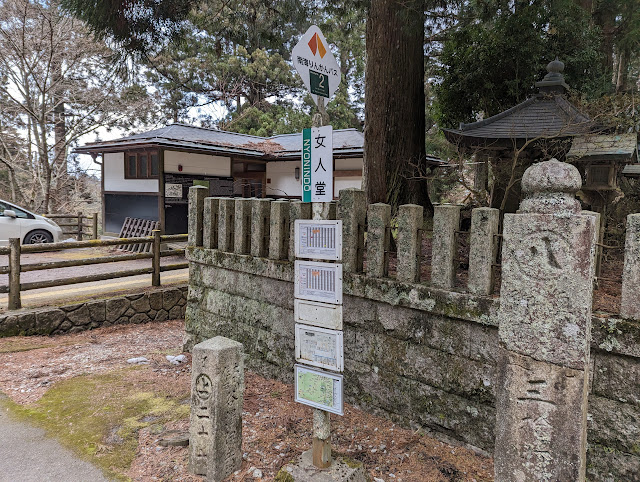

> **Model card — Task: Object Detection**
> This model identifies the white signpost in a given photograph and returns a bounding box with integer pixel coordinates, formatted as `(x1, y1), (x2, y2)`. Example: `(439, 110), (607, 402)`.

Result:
(292, 25), (341, 106)
(302, 125), (333, 202)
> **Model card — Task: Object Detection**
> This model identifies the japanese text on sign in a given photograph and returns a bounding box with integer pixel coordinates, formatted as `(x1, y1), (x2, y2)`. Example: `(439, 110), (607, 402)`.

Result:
(295, 220), (342, 260)
(294, 260), (342, 304)
(302, 125), (333, 202)
(295, 324), (344, 372)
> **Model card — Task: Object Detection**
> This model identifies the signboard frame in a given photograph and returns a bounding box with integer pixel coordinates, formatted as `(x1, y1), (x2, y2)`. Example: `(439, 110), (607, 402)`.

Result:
(294, 364), (344, 415)
(294, 260), (343, 304)
(295, 324), (344, 372)
(295, 220), (342, 260)
(294, 299), (343, 330)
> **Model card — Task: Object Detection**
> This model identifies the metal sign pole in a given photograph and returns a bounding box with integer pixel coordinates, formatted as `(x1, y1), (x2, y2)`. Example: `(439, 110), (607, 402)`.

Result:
(311, 96), (332, 469)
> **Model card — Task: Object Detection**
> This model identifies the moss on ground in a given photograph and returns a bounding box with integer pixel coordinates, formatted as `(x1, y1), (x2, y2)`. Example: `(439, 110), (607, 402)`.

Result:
(5, 367), (189, 481)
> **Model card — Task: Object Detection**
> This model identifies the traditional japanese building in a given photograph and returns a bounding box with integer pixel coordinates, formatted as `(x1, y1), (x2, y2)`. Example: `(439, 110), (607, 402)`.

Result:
(441, 59), (639, 213)
(77, 124), (365, 235)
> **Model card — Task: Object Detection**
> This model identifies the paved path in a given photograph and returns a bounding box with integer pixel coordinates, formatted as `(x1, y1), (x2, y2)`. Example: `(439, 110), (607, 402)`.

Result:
(0, 398), (109, 481)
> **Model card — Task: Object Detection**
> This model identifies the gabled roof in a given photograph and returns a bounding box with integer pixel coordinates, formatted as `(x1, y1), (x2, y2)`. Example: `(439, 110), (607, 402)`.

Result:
(567, 133), (638, 162)
(76, 123), (365, 159)
(442, 94), (593, 144)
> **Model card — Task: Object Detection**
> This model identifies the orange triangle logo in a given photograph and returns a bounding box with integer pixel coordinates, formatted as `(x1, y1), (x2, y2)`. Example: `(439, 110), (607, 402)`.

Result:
(308, 33), (327, 58)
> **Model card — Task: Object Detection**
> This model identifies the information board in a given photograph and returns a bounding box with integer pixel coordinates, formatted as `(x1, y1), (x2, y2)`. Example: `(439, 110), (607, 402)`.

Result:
(294, 299), (343, 330)
(295, 324), (344, 372)
(294, 364), (344, 415)
(295, 220), (342, 260)
(165, 183), (183, 198)
(294, 260), (342, 304)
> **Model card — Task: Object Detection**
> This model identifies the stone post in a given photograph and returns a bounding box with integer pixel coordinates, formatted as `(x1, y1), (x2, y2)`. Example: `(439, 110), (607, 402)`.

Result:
(582, 210), (601, 282)
(621, 213), (640, 320)
(468, 207), (500, 295)
(366, 203), (391, 278)
(251, 199), (271, 257)
(289, 201), (312, 261)
(189, 336), (244, 480)
(269, 200), (290, 260)
(396, 204), (423, 283)
(337, 188), (366, 273)
(431, 205), (461, 289)
(494, 159), (596, 481)
(188, 186), (208, 247)
(234, 199), (251, 255)
(312, 201), (336, 220)
(203, 197), (219, 249)
(217, 198), (235, 252)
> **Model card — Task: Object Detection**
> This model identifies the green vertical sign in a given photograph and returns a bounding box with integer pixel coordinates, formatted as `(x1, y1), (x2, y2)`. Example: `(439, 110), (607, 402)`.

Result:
(302, 128), (312, 202)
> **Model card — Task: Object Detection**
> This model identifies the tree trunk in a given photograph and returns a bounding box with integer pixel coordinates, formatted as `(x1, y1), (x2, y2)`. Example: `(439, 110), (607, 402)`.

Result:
(364, 0), (433, 214)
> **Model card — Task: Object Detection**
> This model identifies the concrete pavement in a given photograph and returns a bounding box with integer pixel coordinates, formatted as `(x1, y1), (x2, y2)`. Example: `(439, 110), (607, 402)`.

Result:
(0, 397), (109, 481)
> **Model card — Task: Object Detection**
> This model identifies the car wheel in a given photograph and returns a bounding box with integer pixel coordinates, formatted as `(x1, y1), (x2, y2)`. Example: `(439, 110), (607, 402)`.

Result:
(24, 229), (53, 244)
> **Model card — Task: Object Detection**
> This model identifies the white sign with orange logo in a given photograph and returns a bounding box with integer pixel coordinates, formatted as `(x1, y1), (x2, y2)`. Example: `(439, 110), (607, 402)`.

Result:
(294, 220), (342, 260)
(294, 260), (343, 304)
(292, 25), (341, 105)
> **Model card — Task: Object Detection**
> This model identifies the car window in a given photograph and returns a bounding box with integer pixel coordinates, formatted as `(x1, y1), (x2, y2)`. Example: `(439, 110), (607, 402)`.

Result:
(0, 202), (30, 218)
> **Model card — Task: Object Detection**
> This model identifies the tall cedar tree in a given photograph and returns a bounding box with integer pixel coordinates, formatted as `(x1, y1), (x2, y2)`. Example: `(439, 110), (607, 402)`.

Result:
(364, 0), (432, 211)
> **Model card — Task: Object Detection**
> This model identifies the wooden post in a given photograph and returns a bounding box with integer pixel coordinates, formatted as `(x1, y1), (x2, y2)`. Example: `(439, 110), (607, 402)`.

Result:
(77, 212), (83, 241)
(92, 213), (99, 239)
(152, 229), (161, 287)
(8, 237), (21, 310)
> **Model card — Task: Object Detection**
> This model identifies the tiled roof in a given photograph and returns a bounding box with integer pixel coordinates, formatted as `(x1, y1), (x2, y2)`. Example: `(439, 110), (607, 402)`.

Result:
(76, 123), (364, 158)
(442, 94), (593, 142)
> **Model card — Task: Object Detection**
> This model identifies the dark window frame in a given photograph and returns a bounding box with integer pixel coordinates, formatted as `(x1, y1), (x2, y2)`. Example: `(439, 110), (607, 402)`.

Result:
(124, 150), (159, 180)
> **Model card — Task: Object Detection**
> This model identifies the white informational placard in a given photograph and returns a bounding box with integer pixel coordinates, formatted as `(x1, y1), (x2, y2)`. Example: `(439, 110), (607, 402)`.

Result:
(165, 183), (183, 198)
(295, 324), (344, 372)
(302, 126), (333, 202)
(291, 25), (341, 106)
(295, 299), (343, 330)
(294, 364), (344, 415)
(294, 260), (342, 304)
(295, 220), (342, 260)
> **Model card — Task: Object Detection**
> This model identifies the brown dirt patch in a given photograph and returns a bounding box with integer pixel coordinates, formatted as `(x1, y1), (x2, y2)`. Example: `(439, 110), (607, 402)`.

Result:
(1, 320), (493, 481)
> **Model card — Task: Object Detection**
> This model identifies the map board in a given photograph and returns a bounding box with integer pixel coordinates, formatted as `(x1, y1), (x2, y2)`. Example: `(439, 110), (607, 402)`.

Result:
(295, 324), (344, 372)
(295, 299), (343, 330)
(295, 220), (342, 260)
(294, 364), (344, 415)
(295, 260), (342, 304)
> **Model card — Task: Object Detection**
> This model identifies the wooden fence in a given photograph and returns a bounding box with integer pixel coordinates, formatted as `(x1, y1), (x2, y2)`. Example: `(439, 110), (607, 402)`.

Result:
(43, 212), (99, 241)
(0, 231), (188, 310)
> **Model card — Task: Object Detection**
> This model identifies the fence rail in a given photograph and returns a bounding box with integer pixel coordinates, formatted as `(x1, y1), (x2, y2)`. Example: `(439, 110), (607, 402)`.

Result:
(43, 212), (99, 241)
(2, 231), (188, 310)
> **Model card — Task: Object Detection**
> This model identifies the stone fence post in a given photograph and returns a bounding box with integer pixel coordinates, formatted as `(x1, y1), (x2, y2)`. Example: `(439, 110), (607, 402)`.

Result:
(188, 186), (207, 247)
(189, 336), (244, 480)
(269, 200), (290, 260)
(468, 207), (500, 295)
(621, 213), (640, 320)
(366, 203), (391, 278)
(431, 204), (461, 289)
(217, 198), (235, 252)
(494, 159), (596, 481)
(251, 199), (271, 257)
(289, 201), (311, 261)
(234, 198), (251, 255)
(337, 188), (366, 273)
(203, 197), (219, 249)
(396, 204), (423, 283)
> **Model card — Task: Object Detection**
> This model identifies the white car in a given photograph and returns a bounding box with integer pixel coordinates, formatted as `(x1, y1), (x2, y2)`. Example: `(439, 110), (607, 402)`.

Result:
(0, 200), (63, 245)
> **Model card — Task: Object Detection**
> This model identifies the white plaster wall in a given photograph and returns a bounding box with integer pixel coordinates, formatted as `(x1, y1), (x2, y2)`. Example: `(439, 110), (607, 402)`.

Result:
(266, 161), (300, 197)
(335, 178), (362, 194)
(103, 152), (159, 193)
(164, 150), (231, 177)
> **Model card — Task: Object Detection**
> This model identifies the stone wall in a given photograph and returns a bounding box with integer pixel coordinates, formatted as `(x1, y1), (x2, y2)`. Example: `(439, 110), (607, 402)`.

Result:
(184, 188), (640, 481)
(0, 285), (188, 337)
